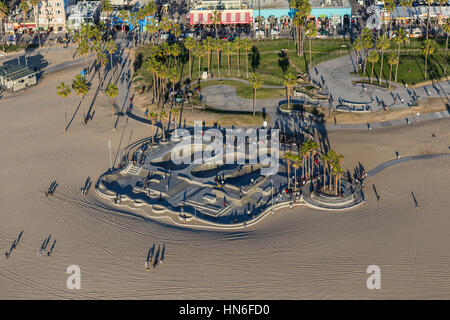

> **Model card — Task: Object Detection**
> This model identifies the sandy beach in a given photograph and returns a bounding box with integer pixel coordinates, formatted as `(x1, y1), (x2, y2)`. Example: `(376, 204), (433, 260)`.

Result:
(1, 45), (450, 299)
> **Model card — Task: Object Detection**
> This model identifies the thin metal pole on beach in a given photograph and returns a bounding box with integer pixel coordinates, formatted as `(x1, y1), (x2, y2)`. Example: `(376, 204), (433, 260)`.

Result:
(108, 140), (113, 171)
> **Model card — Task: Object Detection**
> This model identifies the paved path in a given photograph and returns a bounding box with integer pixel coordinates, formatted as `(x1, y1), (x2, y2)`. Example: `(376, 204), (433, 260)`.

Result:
(309, 54), (450, 112)
(366, 153), (450, 178)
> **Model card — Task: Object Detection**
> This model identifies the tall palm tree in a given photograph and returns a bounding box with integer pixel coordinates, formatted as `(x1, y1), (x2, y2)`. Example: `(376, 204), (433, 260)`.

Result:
(425, 0), (434, 40)
(105, 39), (117, 70)
(203, 37), (214, 74)
(159, 111), (167, 141)
(223, 40), (234, 76)
(171, 107), (180, 129)
(241, 38), (252, 78)
(443, 19), (449, 75)
(0, 0), (9, 53)
(170, 43), (181, 68)
(384, 0), (396, 35)
(71, 75), (90, 124)
(149, 112), (158, 144)
(393, 28), (409, 82)
(283, 72), (297, 109)
(193, 45), (205, 78)
(233, 37), (242, 77)
(167, 67), (178, 104)
(423, 39), (436, 79)
(213, 38), (223, 76)
(387, 52), (399, 87)
(400, 0), (413, 35)
(183, 38), (196, 79)
(283, 152), (295, 189)
(368, 50), (379, 83)
(56, 81), (71, 133)
(333, 165), (344, 196)
(19, 0), (29, 22)
(96, 52), (108, 88)
(28, 0), (41, 48)
(361, 28), (373, 74)
(353, 37), (364, 72)
(376, 34), (390, 85)
(248, 73), (263, 116)
(211, 10), (221, 39)
(78, 39), (90, 71)
(292, 154), (301, 191)
(105, 83), (118, 129)
(305, 21), (317, 66)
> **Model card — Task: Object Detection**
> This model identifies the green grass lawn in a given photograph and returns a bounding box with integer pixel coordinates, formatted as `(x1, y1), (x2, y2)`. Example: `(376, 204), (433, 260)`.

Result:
(360, 52), (449, 85)
(1, 43), (38, 53)
(134, 38), (352, 89)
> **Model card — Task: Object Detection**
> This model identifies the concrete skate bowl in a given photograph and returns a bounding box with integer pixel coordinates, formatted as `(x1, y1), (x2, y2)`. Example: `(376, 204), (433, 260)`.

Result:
(225, 164), (269, 187)
(151, 143), (216, 171)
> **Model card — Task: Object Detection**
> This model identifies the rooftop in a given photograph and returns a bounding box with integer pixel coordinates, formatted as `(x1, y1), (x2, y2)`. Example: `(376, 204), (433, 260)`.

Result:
(0, 64), (36, 81)
(309, 0), (351, 8)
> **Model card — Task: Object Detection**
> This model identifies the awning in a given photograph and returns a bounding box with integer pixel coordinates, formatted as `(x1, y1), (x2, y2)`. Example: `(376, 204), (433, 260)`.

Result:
(189, 10), (253, 25)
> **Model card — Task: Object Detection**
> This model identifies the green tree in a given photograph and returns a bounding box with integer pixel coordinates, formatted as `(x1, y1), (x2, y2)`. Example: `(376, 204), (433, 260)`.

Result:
(193, 45), (205, 78)
(423, 39), (436, 79)
(305, 21), (317, 66)
(183, 38), (196, 79)
(223, 40), (234, 77)
(283, 72), (297, 109)
(105, 39), (118, 69)
(211, 10), (221, 39)
(105, 83), (118, 129)
(387, 52), (398, 87)
(71, 75), (90, 124)
(376, 34), (390, 85)
(213, 38), (223, 76)
(367, 50), (379, 84)
(28, 0), (41, 48)
(0, 0), (9, 52)
(233, 37), (242, 77)
(248, 73), (263, 115)
(241, 38), (252, 78)
(56, 81), (71, 133)
(393, 28), (409, 82)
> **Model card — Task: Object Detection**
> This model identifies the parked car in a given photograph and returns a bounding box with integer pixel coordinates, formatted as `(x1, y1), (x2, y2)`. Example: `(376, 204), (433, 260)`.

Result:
(409, 28), (423, 38)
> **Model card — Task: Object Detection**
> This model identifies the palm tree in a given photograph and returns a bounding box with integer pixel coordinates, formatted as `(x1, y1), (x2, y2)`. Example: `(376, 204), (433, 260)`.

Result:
(333, 165), (344, 196)
(105, 83), (118, 129)
(211, 10), (221, 39)
(393, 28), (409, 82)
(171, 107), (180, 129)
(283, 152), (295, 189)
(56, 81), (71, 133)
(384, 0), (396, 35)
(19, 0), (29, 22)
(291, 154), (301, 191)
(400, 0), (413, 35)
(203, 37), (214, 74)
(354, 37), (364, 71)
(443, 19), (449, 75)
(78, 39), (90, 71)
(305, 21), (317, 66)
(223, 40), (234, 77)
(71, 75), (89, 124)
(183, 38), (196, 79)
(376, 34), (390, 85)
(233, 37), (242, 77)
(423, 39), (436, 79)
(167, 67), (178, 105)
(105, 39), (117, 69)
(387, 52), (399, 87)
(193, 45), (205, 78)
(248, 73), (263, 116)
(159, 111), (167, 141)
(170, 43), (181, 68)
(28, 0), (41, 48)
(149, 112), (158, 144)
(213, 38), (222, 76)
(241, 38), (252, 78)
(361, 28), (373, 74)
(425, 0), (434, 40)
(96, 52), (108, 88)
(368, 50), (379, 83)
(283, 72), (297, 109)
(0, 0), (9, 53)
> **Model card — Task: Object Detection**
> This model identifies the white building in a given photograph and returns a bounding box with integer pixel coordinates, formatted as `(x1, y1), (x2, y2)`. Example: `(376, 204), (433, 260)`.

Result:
(66, 1), (101, 30)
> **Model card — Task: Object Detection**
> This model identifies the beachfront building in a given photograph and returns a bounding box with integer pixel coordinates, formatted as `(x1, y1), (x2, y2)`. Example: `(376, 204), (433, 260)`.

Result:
(252, 0), (352, 31)
(380, 6), (450, 28)
(0, 63), (38, 91)
(189, 0), (253, 26)
(37, 0), (78, 32)
(66, 1), (101, 30)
